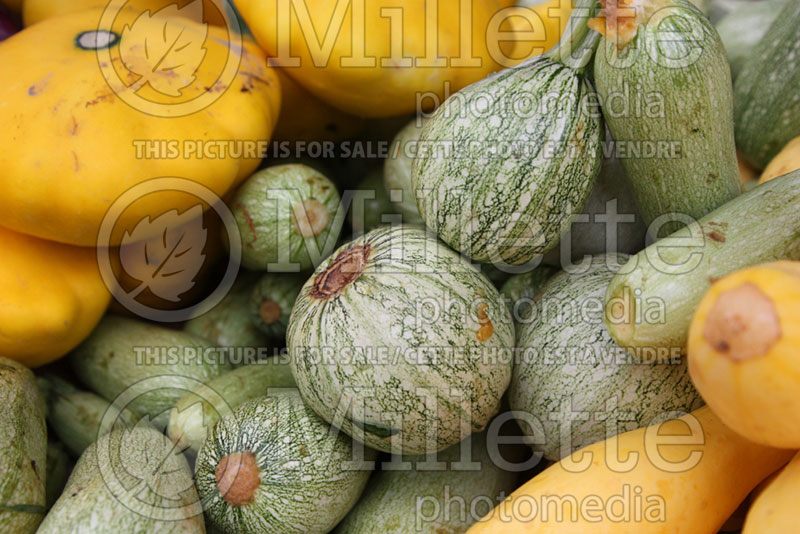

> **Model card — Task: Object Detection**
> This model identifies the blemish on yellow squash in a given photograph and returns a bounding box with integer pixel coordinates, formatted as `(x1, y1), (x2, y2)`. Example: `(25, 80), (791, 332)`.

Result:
(758, 135), (800, 184)
(467, 406), (792, 533)
(688, 260), (800, 448)
(743, 451), (800, 533)
(0, 8), (280, 246)
(0, 226), (110, 367)
(236, 0), (568, 117)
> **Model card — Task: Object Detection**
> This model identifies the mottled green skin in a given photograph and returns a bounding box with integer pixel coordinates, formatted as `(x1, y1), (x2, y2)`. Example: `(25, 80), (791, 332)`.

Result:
(248, 272), (306, 342)
(384, 118), (426, 225)
(511, 255), (704, 461)
(38, 427), (204, 534)
(349, 170), (402, 234)
(595, 0), (740, 236)
(411, 57), (603, 265)
(734, 1), (800, 168)
(69, 316), (234, 427)
(499, 266), (558, 322)
(334, 432), (518, 534)
(233, 164), (345, 272)
(167, 360), (296, 455)
(288, 225), (515, 454)
(605, 169), (800, 352)
(0, 358), (46, 533)
(195, 391), (373, 534)
(38, 375), (138, 458)
(716, 0), (787, 80)
(45, 441), (71, 509)
(185, 272), (270, 351)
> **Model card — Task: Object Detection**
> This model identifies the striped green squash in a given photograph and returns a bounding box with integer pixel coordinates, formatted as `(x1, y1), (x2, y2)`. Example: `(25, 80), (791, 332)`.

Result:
(411, 5), (604, 265)
(69, 316), (234, 427)
(248, 272), (306, 343)
(511, 255), (704, 461)
(594, 0), (741, 236)
(167, 359), (296, 455)
(38, 426), (204, 534)
(384, 118), (425, 225)
(733, 0), (800, 169)
(715, 0), (788, 80)
(195, 390), (373, 534)
(0, 358), (46, 533)
(232, 164), (345, 272)
(334, 432), (518, 533)
(288, 225), (515, 454)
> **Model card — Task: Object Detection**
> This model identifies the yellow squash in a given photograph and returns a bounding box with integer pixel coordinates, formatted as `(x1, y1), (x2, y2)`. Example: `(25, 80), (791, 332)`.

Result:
(743, 451), (800, 533)
(0, 7), (279, 246)
(759, 135), (800, 184)
(236, 0), (569, 117)
(688, 261), (800, 449)
(468, 406), (792, 533)
(22, 0), (228, 27)
(0, 226), (110, 367)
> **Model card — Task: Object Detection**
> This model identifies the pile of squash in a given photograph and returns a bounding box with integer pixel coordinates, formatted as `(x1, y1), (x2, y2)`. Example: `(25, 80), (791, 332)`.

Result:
(0, 0), (799, 532)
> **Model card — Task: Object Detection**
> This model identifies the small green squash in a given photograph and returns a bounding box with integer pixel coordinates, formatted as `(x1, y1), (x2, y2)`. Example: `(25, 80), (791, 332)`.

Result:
(715, 0), (788, 80)
(0, 358), (46, 533)
(195, 390), (373, 534)
(511, 255), (704, 461)
(288, 225), (515, 455)
(733, 0), (800, 169)
(384, 118), (425, 225)
(38, 426), (204, 534)
(411, 1), (604, 265)
(44, 441), (71, 509)
(232, 164), (345, 272)
(349, 169), (402, 234)
(604, 169), (800, 353)
(334, 432), (519, 533)
(248, 272), (306, 342)
(167, 359), (296, 455)
(69, 316), (234, 427)
(593, 0), (741, 236)
(38, 374), (138, 458)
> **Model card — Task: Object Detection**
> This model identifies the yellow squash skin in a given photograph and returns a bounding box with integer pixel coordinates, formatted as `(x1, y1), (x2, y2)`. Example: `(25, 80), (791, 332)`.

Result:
(0, 226), (110, 367)
(22, 0), (228, 27)
(759, 135), (800, 184)
(0, 8), (279, 246)
(688, 261), (800, 449)
(236, 0), (568, 117)
(743, 451), (800, 533)
(468, 406), (792, 533)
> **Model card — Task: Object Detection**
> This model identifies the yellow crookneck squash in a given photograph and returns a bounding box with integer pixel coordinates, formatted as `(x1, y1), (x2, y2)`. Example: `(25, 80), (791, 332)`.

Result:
(0, 226), (110, 367)
(688, 261), (800, 449)
(236, 0), (570, 117)
(468, 406), (792, 533)
(0, 7), (280, 247)
(743, 451), (800, 533)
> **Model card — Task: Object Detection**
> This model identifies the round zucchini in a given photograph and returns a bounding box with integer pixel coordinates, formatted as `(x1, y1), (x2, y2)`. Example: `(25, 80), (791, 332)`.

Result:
(248, 272), (306, 342)
(511, 255), (704, 460)
(288, 225), (515, 454)
(384, 118), (425, 225)
(195, 390), (373, 534)
(232, 164), (345, 272)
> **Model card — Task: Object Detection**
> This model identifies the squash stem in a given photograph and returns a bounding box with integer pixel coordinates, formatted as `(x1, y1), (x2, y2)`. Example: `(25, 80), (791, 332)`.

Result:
(546, 0), (601, 71)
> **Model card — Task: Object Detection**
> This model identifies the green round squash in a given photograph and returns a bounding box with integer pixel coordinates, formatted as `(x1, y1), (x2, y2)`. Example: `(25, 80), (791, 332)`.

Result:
(384, 118), (426, 225)
(248, 272), (306, 342)
(411, 56), (603, 265)
(288, 225), (515, 455)
(232, 164), (345, 272)
(510, 254), (705, 461)
(195, 390), (373, 534)
(348, 169), (400, 234)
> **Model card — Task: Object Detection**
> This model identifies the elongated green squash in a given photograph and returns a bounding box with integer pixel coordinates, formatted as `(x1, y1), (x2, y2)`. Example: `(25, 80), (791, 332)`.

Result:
(734, 1), (800, 169)
(195, 390), (373, 534)
(593, 0), (741, 236)
(715, 0), (788, 80)
(248, 271), (306, 342)
(0, 358), (46, 533)
(512, 255), (704, 461)
(288, 225), (515, 454)
(38, 426), (204, 534)
(69, 316), (234, 427)
(167, 359), (296, 455)
(411, 1), (604, 265)
(604, 169), (800, 353)
(334, 432), (518, 533)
